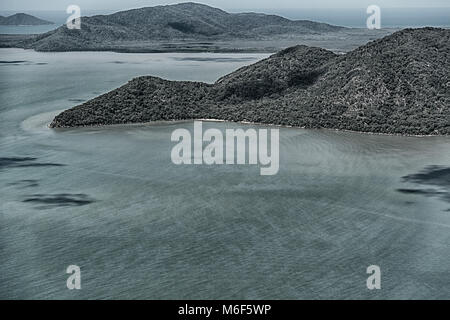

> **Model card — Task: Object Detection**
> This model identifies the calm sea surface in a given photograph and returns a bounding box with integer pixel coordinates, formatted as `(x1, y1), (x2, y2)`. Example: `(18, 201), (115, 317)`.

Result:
(0, 48), (449, 299)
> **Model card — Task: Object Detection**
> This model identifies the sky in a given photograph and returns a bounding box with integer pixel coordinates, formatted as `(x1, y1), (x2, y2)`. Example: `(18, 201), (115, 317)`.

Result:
(1, 0), (449, 11)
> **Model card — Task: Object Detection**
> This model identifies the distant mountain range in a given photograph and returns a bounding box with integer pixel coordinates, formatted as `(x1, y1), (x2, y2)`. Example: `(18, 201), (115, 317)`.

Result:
(0, 3), (396, 53)
(0, 13), (53, 25)
(6, 2), (352, 52)
(50, 27), (450, 136)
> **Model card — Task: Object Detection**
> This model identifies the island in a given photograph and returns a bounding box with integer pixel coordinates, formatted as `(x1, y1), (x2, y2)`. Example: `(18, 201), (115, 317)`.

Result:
(0, 3), (393, 53)
(0, 13), (53, 25)
(50, 27), (450, 136)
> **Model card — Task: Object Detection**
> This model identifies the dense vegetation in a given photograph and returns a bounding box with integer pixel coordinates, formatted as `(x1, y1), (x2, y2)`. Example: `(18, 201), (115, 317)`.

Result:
(10, 3), (344, 52)
(51, 28), (450, 135)
(0, 13), (52, 26)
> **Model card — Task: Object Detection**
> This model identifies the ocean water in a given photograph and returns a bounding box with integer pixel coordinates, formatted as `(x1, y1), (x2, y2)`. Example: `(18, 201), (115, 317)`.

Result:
(0, 48), (449, 299)
(265, 7), (450, 28)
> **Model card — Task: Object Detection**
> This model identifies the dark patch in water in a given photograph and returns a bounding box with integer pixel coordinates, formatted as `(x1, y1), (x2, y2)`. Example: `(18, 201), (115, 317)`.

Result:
(397, 188), (440, 195)
(0, 157), (65, 169)
(0, 61), (47, 66)
(401, 166), (450, 187)
(0, 60), (27, 64)
(68, 98), (86, 103)
(23, 193), (96, 209)
(398, 166), (450, 206)
(396, 188), (449, 201)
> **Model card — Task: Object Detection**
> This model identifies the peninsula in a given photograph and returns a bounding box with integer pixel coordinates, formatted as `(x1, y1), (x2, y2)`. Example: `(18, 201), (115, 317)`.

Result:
(50, 28), (450, 135)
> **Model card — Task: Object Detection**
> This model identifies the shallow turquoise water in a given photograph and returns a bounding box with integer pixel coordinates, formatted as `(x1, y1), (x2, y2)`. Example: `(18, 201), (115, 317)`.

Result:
(0, 49), (449, 299)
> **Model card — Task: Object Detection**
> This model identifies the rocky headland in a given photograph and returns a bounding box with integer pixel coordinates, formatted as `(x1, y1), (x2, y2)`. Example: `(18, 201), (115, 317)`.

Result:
(50, 28), (450, 135)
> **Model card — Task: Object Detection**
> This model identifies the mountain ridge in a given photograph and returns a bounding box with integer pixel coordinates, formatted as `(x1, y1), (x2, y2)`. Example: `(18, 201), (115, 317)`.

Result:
(0, 13), (53, 25)
(11, 2), (346, 51)
(50, 27), (450, 136)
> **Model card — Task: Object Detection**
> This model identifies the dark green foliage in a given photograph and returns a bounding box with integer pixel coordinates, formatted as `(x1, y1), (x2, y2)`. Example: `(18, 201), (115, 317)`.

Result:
(167, 22), (197, 34)
(287, 70), (322, 87)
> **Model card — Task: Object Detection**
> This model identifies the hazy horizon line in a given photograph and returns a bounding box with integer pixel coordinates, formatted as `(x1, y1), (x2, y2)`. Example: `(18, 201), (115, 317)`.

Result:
(2, 6), (450, 11)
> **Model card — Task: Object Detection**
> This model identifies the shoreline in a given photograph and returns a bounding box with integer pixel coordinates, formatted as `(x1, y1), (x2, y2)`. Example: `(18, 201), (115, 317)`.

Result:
(38, 28), (450, 138)
(47, 116), (447, 138)
(0, 46), (279, 54)
(0, 28), (400, 54)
